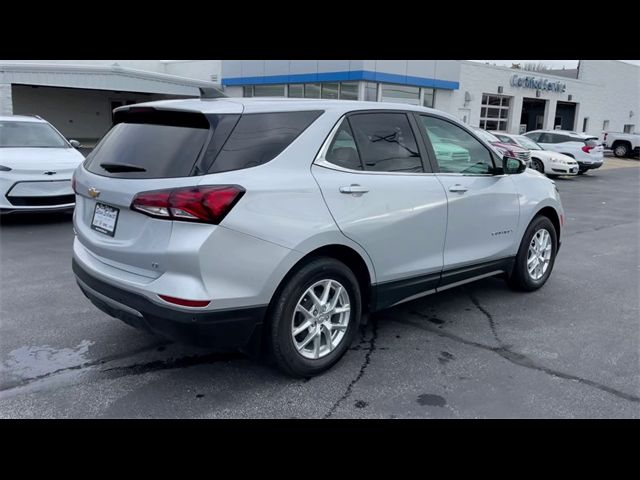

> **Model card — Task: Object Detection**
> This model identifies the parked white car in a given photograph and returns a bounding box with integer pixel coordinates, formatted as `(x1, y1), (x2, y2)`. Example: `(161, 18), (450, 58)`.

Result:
(0, 115), (85, 214)
(493, 133), (579, 176)
(523, 130), (604, 174)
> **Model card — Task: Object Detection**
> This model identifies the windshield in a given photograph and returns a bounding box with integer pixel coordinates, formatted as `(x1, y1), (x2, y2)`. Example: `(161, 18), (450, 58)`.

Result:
(515, 135), (543, 150)
(473, 128), (500, 143)
(0, 121), (68, 148)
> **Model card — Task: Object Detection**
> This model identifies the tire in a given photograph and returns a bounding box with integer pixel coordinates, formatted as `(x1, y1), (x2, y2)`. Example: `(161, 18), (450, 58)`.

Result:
(613, 142), (630, 158)
(507, 215), (558, 292)
(577, 170), (585, 175)
(531, 158), (544, 173)
(268, 257), (362, 377)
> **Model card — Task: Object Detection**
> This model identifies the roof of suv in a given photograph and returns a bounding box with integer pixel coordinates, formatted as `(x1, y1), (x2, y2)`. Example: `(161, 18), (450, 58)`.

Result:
(0, 115), (47, 123)
(116, 97), (456, 119)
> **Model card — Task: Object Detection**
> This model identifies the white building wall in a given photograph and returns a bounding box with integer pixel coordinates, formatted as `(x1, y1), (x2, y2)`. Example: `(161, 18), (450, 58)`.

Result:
(449, 61), (639, 136)
(577, 60), (640, 134)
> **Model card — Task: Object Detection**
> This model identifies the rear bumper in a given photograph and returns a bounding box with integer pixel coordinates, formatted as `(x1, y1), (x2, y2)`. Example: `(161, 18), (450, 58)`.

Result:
(577, 161), (603, 170)
(72, 258), (267, 349)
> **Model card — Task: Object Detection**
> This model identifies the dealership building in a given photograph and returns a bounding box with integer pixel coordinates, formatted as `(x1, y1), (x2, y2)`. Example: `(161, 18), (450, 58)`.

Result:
(0, 60), (221, 144)
(0, 60), (637, 144)
(221, 60), (639, 136)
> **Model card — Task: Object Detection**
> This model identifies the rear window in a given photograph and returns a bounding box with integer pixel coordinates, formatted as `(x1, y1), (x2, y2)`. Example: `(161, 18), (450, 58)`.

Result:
(85, 110), (211, 179)
(208, 111), (323, 173)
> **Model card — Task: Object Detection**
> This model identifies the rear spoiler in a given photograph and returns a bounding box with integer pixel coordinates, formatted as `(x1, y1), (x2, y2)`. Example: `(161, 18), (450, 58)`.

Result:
(199, 87), (227, 99)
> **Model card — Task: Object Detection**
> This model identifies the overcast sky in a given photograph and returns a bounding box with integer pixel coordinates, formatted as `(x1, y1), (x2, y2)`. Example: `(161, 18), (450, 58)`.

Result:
(471, 60), (640, 69)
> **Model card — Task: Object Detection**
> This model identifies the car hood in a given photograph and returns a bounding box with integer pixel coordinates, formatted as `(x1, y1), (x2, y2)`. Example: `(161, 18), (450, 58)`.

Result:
(0, 147), (85, 171)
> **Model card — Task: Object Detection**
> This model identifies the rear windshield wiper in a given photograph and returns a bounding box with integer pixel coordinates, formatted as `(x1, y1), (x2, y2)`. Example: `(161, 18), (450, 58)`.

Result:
(100, 162), (147, 173)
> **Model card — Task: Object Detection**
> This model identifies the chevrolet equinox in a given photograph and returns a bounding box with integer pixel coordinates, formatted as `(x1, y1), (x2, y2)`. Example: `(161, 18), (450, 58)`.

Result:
(72, 91), (564, 377)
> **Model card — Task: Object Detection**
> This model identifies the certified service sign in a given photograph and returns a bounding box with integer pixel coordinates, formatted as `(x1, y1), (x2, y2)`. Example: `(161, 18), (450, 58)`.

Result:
(510, 74), (567, 93)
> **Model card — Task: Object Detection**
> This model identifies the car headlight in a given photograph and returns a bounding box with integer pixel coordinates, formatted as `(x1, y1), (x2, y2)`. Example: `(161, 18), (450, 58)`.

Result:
(551, 157), (569, 165)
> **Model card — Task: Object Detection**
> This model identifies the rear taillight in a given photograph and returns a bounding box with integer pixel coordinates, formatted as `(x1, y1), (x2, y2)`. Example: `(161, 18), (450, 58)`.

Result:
(603, 133), (608, 141)
(582, 145), (594, 153)
(131, 185), (245, 224)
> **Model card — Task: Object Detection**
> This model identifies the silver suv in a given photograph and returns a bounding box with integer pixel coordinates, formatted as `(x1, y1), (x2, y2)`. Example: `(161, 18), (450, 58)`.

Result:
(72, 93), (564, 377)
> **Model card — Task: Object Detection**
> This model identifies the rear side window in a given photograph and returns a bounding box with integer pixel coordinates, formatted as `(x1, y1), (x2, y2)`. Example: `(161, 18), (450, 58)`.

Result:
(348, 113), (423, 173)
(208, 111), (323, 173)
(85, 110), (210, 179)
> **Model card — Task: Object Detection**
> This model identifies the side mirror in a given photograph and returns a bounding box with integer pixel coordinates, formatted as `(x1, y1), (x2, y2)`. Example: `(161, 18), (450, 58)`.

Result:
(69, 139), (81, 148)
(502, 156), (526, 174)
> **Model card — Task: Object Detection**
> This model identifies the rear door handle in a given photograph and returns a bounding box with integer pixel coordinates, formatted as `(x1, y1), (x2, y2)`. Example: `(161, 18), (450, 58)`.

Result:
(339, 184), (369, 195)
(448, 184), (468, 193)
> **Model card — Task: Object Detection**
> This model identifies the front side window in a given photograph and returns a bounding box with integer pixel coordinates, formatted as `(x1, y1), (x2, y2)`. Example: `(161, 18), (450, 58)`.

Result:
(348, 113), (423, 173)
(0, 121), (68, 148)
(420, 115), (494, 174)
(324, 119), (362, 171)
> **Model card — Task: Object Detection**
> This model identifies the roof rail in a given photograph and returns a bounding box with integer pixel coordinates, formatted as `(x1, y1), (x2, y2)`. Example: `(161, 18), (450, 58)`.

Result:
(199, 87), (227, 99)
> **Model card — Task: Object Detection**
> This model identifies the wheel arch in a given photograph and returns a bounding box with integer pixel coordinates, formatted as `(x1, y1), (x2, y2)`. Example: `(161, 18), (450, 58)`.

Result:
(270, 244), (374, 315)
(534, 206), (561, 243)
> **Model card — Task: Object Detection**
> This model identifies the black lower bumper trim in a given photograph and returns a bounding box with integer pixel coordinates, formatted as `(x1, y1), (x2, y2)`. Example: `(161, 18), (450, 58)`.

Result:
(72, 258), (267, 349)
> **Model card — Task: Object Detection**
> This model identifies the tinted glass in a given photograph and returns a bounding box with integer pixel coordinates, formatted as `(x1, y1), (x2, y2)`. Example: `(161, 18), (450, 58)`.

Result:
(253, 84), (285, 97)
(348, 113), (422, 173)
(288, 84), (304, 98)
(380, 84), (420, 105)
(339, 82), (358, 100)
(321, 83), (339, 99)
(421, 116), (494, 174)
(325, 119), (362, 170)
(85, 119), (209, 179)
(0, 121), (68, 148)
(209, 111), (323, 173)
(304, 84), (321, 98)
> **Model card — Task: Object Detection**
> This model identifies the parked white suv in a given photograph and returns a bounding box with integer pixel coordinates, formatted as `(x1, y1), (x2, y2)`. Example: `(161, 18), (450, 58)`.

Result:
(72, 94), (564, 376)
(523, 130), (604, 174)
(493, 132), (579, 176)
(0, 115), (85, 214)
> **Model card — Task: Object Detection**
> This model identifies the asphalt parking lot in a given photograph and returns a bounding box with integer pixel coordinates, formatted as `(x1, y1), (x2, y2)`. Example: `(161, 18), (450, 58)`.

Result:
(0, 157), (638, 418)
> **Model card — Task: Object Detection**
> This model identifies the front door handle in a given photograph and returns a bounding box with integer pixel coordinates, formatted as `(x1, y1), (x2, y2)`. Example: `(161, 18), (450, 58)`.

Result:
(448, 184), (468, 193)
(339, 184), (369, 195)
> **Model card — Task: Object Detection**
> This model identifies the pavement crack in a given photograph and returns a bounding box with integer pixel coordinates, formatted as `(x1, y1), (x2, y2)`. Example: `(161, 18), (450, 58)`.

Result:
(466, 289), (503, 346)
(399, 314), (640, 404)
(101, 351), (241, 379)
(323, 318), (378, 419)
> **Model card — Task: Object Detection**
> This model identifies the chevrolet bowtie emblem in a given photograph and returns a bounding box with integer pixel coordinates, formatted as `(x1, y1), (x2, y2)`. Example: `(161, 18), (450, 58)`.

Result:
(88, 187), (100, 198)
(43, 171), (57, 175)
